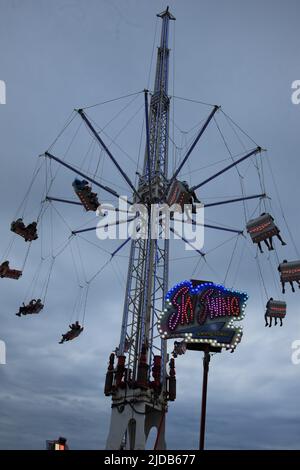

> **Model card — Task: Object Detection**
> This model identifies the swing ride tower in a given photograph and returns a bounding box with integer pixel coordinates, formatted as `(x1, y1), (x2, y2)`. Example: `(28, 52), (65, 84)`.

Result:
(105, 7), (175, 450)
(6, 4), (281, 452)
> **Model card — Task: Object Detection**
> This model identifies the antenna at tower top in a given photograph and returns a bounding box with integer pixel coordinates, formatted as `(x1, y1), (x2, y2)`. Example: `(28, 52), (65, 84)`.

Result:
(157, 6), (176, 20)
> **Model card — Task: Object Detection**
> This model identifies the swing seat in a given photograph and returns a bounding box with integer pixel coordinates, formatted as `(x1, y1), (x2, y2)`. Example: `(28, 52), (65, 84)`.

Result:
(31, 303), (43, 314)
(166, 179), (192, 210)
(18, 302), (44, 315)
(279, 260), (300, 283)
(11, 220), (38, 242)
(63, 327), (84, 342)
(246, 213), (279, 243)
(27, 302), (44, 314)
(70, 327), (83, 339)
(0, 265), (22, 279)
(266, 300), (286, 318)
(11, 221), (26, 236)
(74, 189), (99, 212)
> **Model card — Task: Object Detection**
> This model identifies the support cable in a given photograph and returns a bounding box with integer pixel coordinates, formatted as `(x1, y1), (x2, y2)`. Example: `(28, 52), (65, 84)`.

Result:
(213, 115), (249, 222)
(266, 152), (300, 258)
(81, 91), (143, 111)
(223, 235), (240, 285)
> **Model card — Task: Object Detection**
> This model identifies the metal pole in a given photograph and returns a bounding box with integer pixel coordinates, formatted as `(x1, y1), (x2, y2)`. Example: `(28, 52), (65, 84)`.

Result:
(192, 146), (262, 191)
(77, 109), (141, 201)
(199, 347), (211, 451)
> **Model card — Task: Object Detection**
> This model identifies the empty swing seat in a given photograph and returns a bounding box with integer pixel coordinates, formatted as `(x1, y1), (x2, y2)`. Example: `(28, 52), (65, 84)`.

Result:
(246, 213), (279, 243)
(72, 179), (99, 212)
(279, 260), (300, 283)
(266, 300), (287, 319)
(166, 179), (192, 209)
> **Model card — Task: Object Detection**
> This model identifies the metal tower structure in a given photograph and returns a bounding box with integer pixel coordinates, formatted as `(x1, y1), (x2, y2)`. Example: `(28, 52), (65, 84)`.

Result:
(105, 7), (175, 450)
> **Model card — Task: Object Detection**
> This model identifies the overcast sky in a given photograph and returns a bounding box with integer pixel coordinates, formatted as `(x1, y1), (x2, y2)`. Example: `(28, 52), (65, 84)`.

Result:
(1, 0), (300, 450)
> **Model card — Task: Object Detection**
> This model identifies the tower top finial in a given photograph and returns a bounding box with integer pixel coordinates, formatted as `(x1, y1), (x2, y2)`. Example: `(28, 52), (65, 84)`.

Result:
(157, 6), (176, 20)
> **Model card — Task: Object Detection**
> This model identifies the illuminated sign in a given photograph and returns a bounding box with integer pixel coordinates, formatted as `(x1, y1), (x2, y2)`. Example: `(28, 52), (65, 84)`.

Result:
(158, 280), (248, 351)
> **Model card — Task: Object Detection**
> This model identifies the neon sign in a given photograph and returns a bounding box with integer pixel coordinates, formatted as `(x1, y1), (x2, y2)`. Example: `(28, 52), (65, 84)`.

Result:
(158, 280), (248, 351)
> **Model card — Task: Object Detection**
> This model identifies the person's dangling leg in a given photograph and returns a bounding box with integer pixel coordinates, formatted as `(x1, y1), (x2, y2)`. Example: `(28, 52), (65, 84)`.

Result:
(268, 237), (274, 250)
(258, 241), (264, 253)
(281, 281), (285, 294)
(280, 318), (283, 326)
(290, 281), (295, 293)
(276, 233), (287, 246)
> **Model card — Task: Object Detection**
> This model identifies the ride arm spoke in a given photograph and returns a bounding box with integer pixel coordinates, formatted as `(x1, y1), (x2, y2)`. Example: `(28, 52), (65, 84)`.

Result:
(44, 151), (133, 205)
(204, 193), (266, 208)
(191, 146), (263, 191)
(77, 109), (140, 201)
(170, 105), (220, 185)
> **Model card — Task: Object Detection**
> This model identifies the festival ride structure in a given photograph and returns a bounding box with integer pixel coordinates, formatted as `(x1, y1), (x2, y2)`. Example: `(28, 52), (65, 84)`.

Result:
(1, 6), (299, 450)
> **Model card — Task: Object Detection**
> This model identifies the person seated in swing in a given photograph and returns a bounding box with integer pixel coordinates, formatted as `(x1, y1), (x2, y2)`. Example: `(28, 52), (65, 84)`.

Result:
(59, 321), (83, 344)
(265, 298), (286, 327)
(16, 298), (44, 316)
(11, 218), (38, 241)
(265, 298), (273, 327)
(181, 181), (201, 205)
(72, 178), (90, 193)
(0, 260), (10, 277)
(72, 178), (99, 211)
(278, 259), (300, 293)
(11, 218), (26, 233)
(247, 213), (286, 254)
(259, 213), (286, 251)
(25, 221), (38, 241)
(0, 260), (22, 279)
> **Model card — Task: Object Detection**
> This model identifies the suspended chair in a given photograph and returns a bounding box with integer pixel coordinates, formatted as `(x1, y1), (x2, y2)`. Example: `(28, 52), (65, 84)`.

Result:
(265, 298), (286, 327)
(72, 178), (100, 212)
(246, 212), (286, 253)
(166, 179), (195, 209)
(59, 321), (84, 344)
(278, 259), (300, 293)
(0, 261), (22, 279)
(11, 218), (38, 242)
(16, 299), (44, 317)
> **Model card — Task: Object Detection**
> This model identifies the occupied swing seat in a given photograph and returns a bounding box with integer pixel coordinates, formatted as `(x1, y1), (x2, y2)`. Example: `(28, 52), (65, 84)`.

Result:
(166, 179), (194, 211)
(278, 260), (300, 284)
(0, 261), (22, 279)
(16, 299), (44, 317)
(265, 299), (286, 327)
(246, 213), (279, 247)
(72, 178), (99, 212)
(59, 322), (84, 344)
(11, 219), (38, 242)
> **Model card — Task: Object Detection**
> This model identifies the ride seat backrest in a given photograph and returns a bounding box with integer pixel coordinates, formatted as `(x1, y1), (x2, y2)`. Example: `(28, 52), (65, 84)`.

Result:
(266, 300), (286, 317)
(246, 213), (278, 242)
(167, 180), (191, 209)
(279, 260), (300, 282)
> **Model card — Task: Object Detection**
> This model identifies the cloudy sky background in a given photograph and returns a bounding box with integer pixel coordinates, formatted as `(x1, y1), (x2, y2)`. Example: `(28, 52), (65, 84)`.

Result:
(1, 0), (300, 449)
